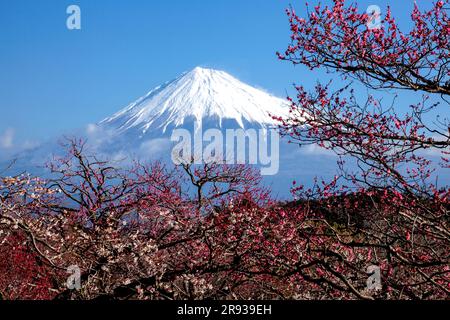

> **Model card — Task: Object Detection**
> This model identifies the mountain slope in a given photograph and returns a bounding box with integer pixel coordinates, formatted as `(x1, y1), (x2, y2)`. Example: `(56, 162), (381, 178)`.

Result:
(3, 67), (304, 189)
(99, 67), (288, 137)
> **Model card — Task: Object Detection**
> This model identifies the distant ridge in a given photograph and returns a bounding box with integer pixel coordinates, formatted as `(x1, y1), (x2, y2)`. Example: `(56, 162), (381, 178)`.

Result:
(99, 67), (288, 137)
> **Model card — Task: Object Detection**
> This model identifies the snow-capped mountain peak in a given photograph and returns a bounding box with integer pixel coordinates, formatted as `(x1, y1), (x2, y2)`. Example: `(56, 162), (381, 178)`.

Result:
(100, 67), (288, 136)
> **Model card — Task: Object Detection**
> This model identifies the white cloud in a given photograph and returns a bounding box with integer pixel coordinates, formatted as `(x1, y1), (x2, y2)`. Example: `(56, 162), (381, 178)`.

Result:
(83, 123), (117, 147)
(0, 128), (41, 163)
(298, 144), (336, 156)
(86, 123), (99, 135)
(139, 138), (171, 156)
(0, 128), (14, 149)
(418, 146), (449, 158)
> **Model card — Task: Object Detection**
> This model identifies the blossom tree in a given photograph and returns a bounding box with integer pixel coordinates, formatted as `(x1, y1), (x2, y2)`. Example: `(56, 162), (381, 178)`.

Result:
(0, 1), (448, 300)
(275, 0), (449, 299)
(0, 141), (299, 300)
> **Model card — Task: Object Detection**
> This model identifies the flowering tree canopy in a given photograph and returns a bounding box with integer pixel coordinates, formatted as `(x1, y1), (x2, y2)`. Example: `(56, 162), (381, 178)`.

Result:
(275, 0), (449, 299)
(0, 0), (448, 300)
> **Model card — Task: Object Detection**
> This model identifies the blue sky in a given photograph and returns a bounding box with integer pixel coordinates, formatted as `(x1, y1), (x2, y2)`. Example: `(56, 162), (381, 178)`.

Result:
(0, 0), (445, 151)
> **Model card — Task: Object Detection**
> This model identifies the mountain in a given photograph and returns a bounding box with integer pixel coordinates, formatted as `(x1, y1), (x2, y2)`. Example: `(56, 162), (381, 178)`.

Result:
(98, 67), (288, 138)
(5, 67), (290, 169)
(3, 67), (448, 195)
(2, 67), (339, 196)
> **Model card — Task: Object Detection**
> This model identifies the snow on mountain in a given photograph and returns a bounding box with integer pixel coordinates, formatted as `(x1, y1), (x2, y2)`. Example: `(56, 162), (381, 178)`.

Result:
(0, 67), (343, 196)
(99, 67), (288, 136)
(2, 67), (296, 180)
